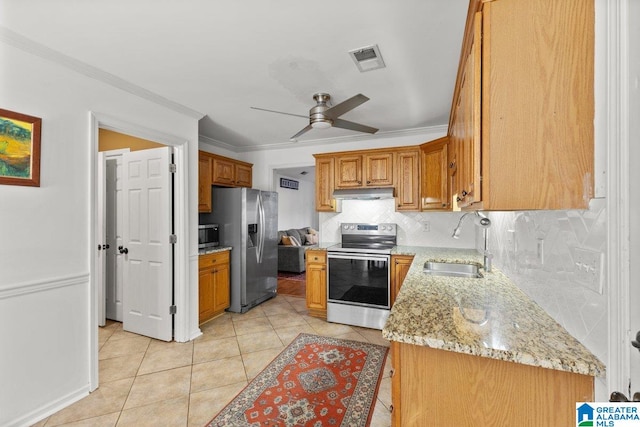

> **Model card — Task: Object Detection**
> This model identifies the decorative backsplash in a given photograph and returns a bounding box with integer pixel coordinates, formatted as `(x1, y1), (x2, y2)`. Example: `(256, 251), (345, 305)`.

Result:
(320, 197), (608, 397)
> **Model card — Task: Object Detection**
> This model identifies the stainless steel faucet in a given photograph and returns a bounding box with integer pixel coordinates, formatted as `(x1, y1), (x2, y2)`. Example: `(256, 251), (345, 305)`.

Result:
(451, 211), (492, 272)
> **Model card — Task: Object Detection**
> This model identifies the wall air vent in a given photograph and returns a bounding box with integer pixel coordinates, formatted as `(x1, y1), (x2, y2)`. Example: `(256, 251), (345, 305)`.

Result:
(348, 44), (386, 72)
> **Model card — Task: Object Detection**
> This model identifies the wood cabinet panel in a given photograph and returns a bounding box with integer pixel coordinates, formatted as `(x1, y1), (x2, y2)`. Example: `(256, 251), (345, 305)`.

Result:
(314, 156), (339, 212)
(390, 255), (414, 306)
(335, 155), (363, 188)
(305, 249), (327, 319)
(395, 150), (420, 211)
(198, 153), (212, 212)
(234, 163), (252, 187)
(449, 0), (594, 210)
(420, 137), (450, 210)
(211, 157), (236, 186)
(364, 152), (394, 186)
(198, 250), (230, 324)
(391, 341), (593, 426)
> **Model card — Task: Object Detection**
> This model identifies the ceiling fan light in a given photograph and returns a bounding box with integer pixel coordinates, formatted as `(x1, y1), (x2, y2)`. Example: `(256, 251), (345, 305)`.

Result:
(311, 121), (332, 129)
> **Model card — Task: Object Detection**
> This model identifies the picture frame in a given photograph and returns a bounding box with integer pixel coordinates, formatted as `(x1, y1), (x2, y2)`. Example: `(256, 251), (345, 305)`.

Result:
(0, 108), (41, 187)
(280, 177), (298, 190)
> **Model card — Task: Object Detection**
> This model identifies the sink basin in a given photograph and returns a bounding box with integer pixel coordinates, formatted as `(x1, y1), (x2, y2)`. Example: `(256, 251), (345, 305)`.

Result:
(423, 261), (483, 278)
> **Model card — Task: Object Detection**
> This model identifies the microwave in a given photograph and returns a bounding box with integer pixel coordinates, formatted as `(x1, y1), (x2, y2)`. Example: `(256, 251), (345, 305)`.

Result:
(198, 224), (219, 249)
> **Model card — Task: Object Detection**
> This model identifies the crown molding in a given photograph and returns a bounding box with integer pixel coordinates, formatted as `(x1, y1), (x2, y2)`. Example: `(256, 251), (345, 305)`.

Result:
(199, 124), (448, 153)
(0, 26), (205, 120)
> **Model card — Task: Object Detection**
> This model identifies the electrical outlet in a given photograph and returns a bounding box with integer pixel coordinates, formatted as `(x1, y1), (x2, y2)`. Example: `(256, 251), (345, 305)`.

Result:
(421, 221), (430, 232)
(573, 247), (603, 293)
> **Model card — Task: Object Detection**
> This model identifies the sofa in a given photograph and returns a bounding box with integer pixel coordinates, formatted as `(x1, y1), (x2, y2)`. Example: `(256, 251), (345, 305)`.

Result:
(277, 227), (318, 273)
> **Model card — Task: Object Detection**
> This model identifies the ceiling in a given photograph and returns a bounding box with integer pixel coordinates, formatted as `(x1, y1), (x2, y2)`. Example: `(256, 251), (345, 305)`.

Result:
(1, 0), (468, 152)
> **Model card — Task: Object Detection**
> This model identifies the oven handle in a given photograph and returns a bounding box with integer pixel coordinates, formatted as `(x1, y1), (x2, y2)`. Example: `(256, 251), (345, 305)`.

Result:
(327, 252), (390, 262)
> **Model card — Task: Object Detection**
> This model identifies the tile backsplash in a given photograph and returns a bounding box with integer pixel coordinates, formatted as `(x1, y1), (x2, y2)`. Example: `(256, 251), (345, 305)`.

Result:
(320, 198), (608, 398)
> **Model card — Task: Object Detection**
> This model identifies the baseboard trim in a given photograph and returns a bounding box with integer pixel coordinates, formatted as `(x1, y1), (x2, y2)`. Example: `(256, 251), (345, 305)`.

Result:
(5, 385), (90, 427)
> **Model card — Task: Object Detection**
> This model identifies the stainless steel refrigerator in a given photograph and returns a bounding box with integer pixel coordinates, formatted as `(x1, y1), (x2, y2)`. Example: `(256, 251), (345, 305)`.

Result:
(210, 187), (278, 313)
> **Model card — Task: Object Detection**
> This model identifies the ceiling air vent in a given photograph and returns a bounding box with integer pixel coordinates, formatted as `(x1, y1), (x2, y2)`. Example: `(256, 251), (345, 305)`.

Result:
(348, 44), (386, 72)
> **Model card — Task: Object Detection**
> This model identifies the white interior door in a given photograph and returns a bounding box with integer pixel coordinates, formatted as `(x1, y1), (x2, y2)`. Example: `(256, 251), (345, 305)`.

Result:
(121, 146), (173, 341)
(105, 153), (125, 321)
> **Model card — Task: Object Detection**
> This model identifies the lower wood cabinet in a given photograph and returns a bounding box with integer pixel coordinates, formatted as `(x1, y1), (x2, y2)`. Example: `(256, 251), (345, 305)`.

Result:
(305, 249), (327, 319)
(198, 250), (230, 324)
(390, 255), (414, 306)
(390, 341), (594, 426)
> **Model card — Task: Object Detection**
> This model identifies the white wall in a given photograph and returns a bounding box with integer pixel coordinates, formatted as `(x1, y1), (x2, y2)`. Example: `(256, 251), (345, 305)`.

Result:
(274, 173), (318, 231)
(0, 41), (199, 426)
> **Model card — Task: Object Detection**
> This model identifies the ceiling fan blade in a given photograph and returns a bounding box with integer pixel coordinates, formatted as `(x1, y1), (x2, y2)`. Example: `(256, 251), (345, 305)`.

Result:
(290, 124), (314, 140)
(324, 94), (369, 119)
(332, 118), (378, 134)
(250, 106), (308, 119)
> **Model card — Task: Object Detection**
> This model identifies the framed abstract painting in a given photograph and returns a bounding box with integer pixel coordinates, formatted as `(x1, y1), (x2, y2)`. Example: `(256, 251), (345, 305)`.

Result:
(0, 108), (41, 187)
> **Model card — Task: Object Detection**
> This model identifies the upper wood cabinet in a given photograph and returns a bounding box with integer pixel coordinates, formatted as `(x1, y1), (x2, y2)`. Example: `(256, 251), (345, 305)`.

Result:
(335, 152), (394, 189)
(198, 151), (253, 212)
(449, 0), (594, 210)
(198, 153), (213, 212)
(314, 156), (339, 212)
(420, 137), (450, 211)
(395, 149), (421, 211)
(211, 155), (253, 188)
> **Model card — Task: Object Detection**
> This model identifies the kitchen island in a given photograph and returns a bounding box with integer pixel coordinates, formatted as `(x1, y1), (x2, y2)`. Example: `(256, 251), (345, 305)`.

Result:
(383, 247), (605, 426)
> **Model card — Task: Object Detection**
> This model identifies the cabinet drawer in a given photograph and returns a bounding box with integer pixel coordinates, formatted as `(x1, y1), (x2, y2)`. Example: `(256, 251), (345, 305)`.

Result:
(199, 250), (230, 269)
(306, 250), (326, 264)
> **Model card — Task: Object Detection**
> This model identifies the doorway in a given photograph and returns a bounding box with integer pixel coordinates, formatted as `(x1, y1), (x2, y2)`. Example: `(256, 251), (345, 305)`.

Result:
(90, 113), (191, 392)
(97, 133), (174, 342)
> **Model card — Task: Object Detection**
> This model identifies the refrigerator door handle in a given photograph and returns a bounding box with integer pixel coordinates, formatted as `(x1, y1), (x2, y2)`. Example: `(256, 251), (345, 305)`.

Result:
(257, 193), (265, 263)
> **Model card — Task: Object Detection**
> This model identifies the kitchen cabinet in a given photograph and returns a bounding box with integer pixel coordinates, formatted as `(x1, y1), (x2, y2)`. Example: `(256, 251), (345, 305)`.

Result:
(198, 250), (230, 324)
(420, 137), (450, 211)
(198, 152), (213, 212)
(334, 151), (394, 189)
(449, 0), (594, 210)
(211, 155), (253, 187)
(394, 149), (420, 211)
(313, 156), (339, 212)
(390, 255), (414, 306)
(305, 249), (327, 319)
(390, 342), (593, 426)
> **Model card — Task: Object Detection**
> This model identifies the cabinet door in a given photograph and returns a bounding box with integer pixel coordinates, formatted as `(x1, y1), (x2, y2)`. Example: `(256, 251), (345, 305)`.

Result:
(198, 268), (215, 323)
(212, 262), (230, 313)
(315, 157), (338, 212)
(421, 137), (450, 210)
(211, 157), (236, 186)
(391, 255), (414, 306)
(364, 152), (394, 187)
(198, 153), (212, 212)
(335, 155), (363, 188)
(234, 163), (252, 187)
(306, 263), (327, 311)
(395, 150), (420, 211)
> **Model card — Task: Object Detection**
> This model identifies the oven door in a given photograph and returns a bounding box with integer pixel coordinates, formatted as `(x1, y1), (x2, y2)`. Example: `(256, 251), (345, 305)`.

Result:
(327, 252), (390, 309)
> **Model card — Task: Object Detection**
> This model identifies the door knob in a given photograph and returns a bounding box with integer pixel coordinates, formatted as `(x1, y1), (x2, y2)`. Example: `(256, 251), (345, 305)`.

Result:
(118, 246), (129, 254)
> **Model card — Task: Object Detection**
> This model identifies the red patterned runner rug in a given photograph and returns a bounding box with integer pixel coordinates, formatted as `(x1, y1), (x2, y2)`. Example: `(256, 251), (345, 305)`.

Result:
(206, 333), (389, 426)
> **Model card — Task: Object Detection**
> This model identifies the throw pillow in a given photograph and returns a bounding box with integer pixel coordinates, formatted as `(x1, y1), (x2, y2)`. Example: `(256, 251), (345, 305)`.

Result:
(281, 236), (292, 246)
(289, 235), (301, 246)
(307, 228), (318, 235)
(305, 233), (318, 244)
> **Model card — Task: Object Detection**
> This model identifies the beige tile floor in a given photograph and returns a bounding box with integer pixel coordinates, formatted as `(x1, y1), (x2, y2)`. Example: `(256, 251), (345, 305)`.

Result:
(32, 295), (392, 427)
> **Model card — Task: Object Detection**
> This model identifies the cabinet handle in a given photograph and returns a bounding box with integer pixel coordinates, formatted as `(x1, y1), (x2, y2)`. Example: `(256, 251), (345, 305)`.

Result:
(461, 190), (468, 197)
(389, 404), (394, 413)
(456, 196), (462, 202)
(366, 180), (371, 184)
(449, 162), (455, 168)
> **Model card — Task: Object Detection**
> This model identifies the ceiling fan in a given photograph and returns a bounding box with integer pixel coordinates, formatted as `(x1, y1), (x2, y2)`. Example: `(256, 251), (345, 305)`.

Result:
(251, 93), (379, 140)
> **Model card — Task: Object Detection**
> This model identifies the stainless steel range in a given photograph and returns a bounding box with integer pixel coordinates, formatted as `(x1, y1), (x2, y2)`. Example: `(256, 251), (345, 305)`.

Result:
(327, 223), (397, 330)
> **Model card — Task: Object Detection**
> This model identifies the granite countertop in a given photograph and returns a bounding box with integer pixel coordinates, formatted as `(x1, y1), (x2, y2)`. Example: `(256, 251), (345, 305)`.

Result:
(383, 246), (605, 377)
(198, 246), (232, 255)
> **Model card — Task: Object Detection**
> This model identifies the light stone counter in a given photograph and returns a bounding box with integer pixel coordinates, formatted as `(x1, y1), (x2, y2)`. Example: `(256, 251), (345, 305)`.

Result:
(383, 246), (605, 377)
(198, 246), (232, 255)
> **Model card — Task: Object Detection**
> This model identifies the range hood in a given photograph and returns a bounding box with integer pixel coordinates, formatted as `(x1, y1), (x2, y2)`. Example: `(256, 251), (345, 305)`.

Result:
(332, 188), (395, 200)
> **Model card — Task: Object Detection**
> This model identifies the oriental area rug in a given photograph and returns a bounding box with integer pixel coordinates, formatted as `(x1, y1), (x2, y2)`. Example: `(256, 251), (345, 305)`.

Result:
(206, 333), (389, 427)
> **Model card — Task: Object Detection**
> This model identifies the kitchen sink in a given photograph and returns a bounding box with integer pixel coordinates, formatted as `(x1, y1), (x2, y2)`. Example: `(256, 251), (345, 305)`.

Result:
(423, 261), (483, 279)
